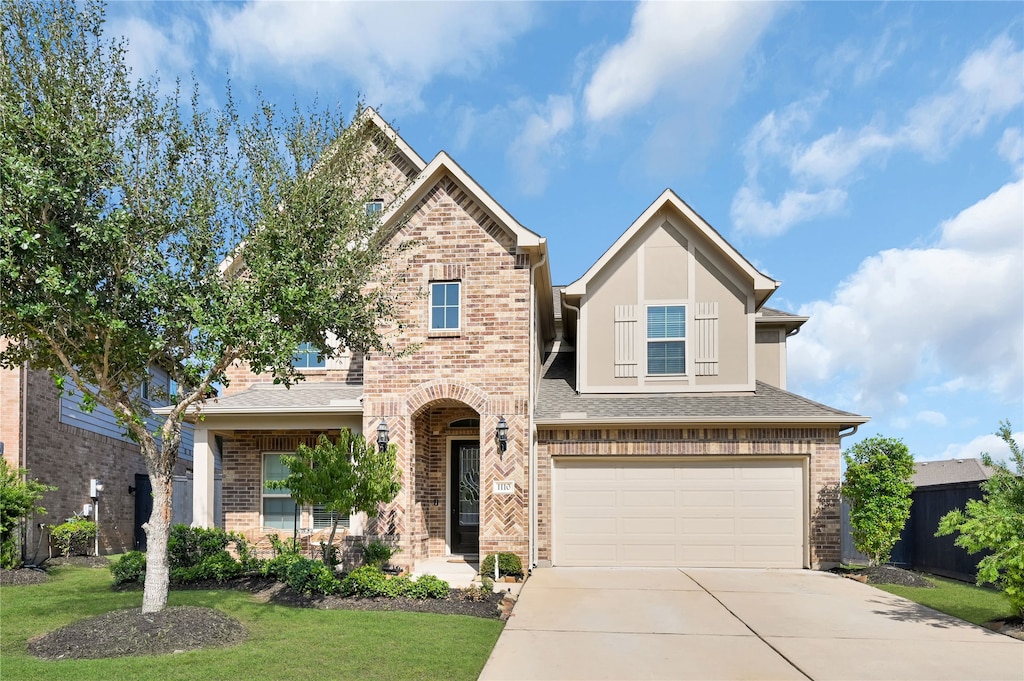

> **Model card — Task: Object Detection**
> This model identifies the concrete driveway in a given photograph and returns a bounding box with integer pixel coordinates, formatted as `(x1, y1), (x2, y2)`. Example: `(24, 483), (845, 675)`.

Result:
(479, 568), (1024, 681)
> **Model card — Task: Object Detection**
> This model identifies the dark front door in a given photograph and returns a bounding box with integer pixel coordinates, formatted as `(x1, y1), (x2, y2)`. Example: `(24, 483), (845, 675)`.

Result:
(133, 473), (152, 550)
(450, 440), (480, 555)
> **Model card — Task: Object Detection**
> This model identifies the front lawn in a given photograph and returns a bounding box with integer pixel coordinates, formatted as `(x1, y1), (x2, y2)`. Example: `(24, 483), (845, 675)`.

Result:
(874, 573), (1016, 626)
(0, 565), (503, 681)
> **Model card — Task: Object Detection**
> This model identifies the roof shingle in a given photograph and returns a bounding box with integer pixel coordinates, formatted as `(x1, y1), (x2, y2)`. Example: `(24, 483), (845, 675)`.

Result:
(536, 350), (867, 426)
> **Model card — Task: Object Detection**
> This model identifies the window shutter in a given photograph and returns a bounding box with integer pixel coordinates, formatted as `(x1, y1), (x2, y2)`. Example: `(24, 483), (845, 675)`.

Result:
(694, 302), (719, 376)
(614, 304), (638, 378)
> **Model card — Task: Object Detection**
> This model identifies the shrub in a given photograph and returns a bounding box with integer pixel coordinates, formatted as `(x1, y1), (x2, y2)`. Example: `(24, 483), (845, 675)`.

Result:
(168, 524), (230, 568)
(480, 575), (494, 592)
(260, 533), (304, 580)
(286, 558), (340, 595)
(361, 540), (399, 568)
(404, 574), (450, 599)
(481, 552), (523, 578)
(462, 584), (490, 602)
(172, 550), (246, 583)
(51, 518), (96, 557)
(0, 460), (54, 568)
(110, 550), (147, 585)
(340, 566), (449, 599)
(341, 565), (391, 597)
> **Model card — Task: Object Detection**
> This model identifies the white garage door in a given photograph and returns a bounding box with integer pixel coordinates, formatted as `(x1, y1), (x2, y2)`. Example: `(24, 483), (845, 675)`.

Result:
(553, 459), (805, 568)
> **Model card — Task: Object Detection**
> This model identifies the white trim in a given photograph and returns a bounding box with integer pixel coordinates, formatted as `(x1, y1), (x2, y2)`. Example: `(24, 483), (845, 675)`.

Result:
(360, 108), (427, 172)
(575, 382), (755, 394)
(643, 302), (688, 379)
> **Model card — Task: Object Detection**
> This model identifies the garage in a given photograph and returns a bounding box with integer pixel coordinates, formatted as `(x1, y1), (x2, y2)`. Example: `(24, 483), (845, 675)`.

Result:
(552, 458), (805, 568)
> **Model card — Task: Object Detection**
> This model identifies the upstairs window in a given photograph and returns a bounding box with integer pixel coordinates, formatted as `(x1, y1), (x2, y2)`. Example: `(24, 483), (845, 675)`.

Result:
(647, 305), (686, 375)
(430, 282), (460, 331)
(365, 199), (383, 215)
(292, 342), (326, 369)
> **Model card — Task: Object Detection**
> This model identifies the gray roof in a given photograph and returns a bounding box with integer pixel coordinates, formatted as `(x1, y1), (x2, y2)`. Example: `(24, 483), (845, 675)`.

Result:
(552, 286), (564, 320)
(759, 307), (805, 319)
(913, 458), (996, 487)
(536, 350), (867, 426)
(197, 382), (363, 414)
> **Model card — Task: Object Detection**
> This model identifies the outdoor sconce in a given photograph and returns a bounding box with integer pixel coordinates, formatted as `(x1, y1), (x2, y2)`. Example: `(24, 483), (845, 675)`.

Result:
(377, 418), (390, 453)
(495, 416), (509, 454)
(128, 485), (136, 495)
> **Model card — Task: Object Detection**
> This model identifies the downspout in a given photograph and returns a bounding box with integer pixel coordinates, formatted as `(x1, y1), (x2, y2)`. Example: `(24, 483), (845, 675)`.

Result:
(561, 295), (581, 395)
(839, 424), (860, 442)
(528, 247), (547, 569)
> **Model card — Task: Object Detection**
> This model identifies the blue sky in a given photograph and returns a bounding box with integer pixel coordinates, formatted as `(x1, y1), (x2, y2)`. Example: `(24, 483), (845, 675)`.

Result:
(106, 1), (1024, 464)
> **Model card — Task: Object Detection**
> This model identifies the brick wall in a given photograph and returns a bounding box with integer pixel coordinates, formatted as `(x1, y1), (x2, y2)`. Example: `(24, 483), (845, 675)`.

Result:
(5, 369), (191, 557)
(221, 429), (340, 534)
(536, 426), (843, 569)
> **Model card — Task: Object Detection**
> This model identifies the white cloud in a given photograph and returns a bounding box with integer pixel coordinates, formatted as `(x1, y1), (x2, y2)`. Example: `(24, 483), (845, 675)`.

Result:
(110, 15), (198, 90)
(937, 430), (1024, 464)
(583, 1), (778, 122)
(998, 127), (1024, 168)
(732, 36), (1024, 236)
(507, 95), (575, 196)
(916, 410), (948, 427)
(789, 178), (1024, 409)
(731, 186), (846, 238)
(205, 2), (535, 110)
(902, 36), (1024, 157)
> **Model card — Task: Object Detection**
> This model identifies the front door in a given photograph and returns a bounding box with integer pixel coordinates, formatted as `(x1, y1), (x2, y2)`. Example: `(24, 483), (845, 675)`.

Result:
(133, 474), (152, 550)
(450, 440), (480, 555)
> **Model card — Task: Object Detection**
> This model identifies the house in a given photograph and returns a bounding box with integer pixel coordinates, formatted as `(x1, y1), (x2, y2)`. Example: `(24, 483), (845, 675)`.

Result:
(0, 348), (197, 558)
(184, 112), (867, 572)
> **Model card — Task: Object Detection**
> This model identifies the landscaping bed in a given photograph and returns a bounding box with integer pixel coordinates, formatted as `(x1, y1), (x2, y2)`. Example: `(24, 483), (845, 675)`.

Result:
(18, 572), (506, 661)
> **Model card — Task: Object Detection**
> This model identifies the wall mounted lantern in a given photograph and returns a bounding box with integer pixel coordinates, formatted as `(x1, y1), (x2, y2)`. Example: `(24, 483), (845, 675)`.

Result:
(495, 416), (509, 454)
(377, 418), (390, 453)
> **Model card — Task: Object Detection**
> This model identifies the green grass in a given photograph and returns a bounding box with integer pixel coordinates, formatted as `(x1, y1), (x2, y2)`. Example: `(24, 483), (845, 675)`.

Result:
(874, 574), (1016, 626)
(0, 566), (504, 681)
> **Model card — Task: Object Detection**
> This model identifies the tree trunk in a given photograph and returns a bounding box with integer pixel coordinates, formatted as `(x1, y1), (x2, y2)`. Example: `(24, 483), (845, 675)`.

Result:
(139, 435), (179, 614)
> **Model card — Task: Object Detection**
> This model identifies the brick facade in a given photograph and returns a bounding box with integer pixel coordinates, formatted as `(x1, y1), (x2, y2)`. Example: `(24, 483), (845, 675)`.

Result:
(359, 177), (534, 569)
(536, 426), (844, 568)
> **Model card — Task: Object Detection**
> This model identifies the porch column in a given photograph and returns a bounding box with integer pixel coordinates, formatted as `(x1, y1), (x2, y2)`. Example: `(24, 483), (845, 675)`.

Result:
(192, 426), (216, 528)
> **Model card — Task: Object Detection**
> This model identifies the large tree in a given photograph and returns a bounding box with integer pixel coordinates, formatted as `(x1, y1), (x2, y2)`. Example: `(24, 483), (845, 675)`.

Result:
(1, 0), (401, 612)
(842, 436), (915, 566)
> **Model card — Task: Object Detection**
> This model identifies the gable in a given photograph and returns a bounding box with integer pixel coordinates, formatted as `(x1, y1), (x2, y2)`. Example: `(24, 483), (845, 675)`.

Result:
(567, 192), (774, 394)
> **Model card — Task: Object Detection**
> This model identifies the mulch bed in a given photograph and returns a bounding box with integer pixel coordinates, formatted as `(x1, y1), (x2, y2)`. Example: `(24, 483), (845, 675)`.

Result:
(0, 555), (111, 586)
(27, 606), (247, 660)
(830, 564), (934, 588)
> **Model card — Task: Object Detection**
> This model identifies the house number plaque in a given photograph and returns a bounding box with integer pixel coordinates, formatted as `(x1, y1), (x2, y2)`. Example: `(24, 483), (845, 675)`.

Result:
(492, 480), (514, 495)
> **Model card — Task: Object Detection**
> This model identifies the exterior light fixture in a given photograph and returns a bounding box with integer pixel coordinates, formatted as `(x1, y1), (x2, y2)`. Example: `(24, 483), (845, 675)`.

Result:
(377, 418), (390, 453)
(495, 416), (509, 454)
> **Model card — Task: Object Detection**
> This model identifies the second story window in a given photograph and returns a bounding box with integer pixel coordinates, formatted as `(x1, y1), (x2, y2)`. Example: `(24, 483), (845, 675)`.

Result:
(365, 199), (383, 216)
(647, 305), (686, 375)
(430, 281), (460, 331)
(292, 342), (326, 369)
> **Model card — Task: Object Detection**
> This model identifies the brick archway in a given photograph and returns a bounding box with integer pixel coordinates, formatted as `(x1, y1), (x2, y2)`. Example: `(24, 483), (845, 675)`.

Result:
(406, 379), (489, 417)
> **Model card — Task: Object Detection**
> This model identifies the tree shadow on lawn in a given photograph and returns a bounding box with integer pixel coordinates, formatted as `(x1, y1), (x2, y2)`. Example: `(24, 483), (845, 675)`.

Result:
(866, 595), (993, 631)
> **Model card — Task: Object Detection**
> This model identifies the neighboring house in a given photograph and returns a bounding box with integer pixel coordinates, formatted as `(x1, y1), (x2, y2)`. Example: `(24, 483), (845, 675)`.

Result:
(182, 112), (867, 572)
(842, 458), (995, 580)
(0, 347), (198, 558)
